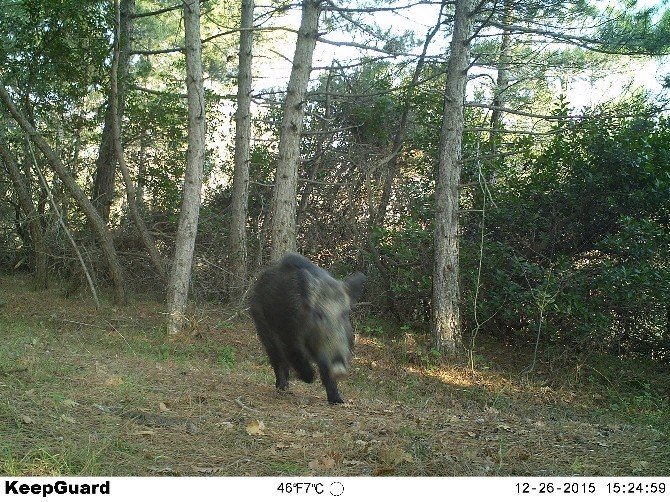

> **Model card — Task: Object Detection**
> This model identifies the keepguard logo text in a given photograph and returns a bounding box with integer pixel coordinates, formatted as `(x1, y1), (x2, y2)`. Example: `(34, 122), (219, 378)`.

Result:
(5, 480), (110, 497)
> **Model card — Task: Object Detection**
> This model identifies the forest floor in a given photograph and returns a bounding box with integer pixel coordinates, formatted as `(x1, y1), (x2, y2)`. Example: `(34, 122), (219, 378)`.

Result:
(1, 274), (669, 477)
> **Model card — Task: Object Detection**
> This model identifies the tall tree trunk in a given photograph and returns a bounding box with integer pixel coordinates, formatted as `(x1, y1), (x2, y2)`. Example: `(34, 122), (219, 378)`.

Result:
(110, 0), (167, 280)
(0, 143), (48, 290)
(432, 0), (474, 355)
(269, 0), (321, 262)
(228, 0), (254, 294)
(91, 0), (135, 223)
(167, 0), (206, 335)
(0, 83), (126, 304)
(489, 0), (513, 154)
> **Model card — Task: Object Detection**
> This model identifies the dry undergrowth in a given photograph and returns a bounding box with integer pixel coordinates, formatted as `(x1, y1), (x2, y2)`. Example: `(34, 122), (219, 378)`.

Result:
(0, 274), (667, 476)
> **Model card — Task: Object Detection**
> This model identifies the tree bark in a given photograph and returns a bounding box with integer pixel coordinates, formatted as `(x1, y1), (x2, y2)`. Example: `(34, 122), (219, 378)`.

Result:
(0, 143), (48, 290)
(92, 0), (135, 223)
(228, 0), (255, 294)
(0, 83), (126, 304)
(167, 0), (206, 334)
(432, 0), (474, 355)
(110, 0), (167, 280)
(270, 0), (321, 262)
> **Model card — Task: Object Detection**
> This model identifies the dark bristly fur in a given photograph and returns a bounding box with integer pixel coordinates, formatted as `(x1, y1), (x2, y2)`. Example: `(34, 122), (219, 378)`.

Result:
(250, 253), (366, 404)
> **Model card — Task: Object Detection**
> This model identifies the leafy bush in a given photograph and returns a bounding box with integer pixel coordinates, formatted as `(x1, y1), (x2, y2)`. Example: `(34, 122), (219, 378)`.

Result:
(468, 101), (670, 359)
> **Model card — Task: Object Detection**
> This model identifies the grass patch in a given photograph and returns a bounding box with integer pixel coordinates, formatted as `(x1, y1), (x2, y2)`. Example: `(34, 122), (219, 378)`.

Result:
(217, 346), (236, 370)
(583, 355), (670, 437)
(0, 444), (103, 476)
(266, 461), (306, 476)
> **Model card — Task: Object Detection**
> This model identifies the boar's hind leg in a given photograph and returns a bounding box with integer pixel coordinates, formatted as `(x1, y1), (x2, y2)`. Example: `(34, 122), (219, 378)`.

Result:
(271, 357), (290, 392)
(256, 326), (290, 391)
(286, 346), (315, 384)
(317, 363), (344, 404)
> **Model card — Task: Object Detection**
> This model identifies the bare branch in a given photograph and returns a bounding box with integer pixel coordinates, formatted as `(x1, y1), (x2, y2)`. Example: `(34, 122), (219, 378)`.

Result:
(465, 102), (669, 121)
(131, 47), (182, 56)
(325, 0), (447, 13)
(481, 19), (670, 56)
(131, 3), (181, 19)
(316, 36), (419, 57)
(131, 26), (299, 56)
(130, 84), (187, 98)
(132, 0), (212, 19)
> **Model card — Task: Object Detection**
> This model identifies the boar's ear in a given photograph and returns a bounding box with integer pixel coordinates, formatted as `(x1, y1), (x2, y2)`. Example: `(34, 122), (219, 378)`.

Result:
(344, 272), (366, 303)
(297, 268), (318, 310)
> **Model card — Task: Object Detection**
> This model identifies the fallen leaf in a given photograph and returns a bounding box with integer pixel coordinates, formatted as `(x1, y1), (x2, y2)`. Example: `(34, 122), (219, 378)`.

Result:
(192, 466), (224, 474)
(372, 466), (396, 476)
(379, 446), (413, 466)
(246, 419), (266, 435)
(159, 402), (169, 412)
(148, 467), (176, 474)
(105, 377), (123, 387)
(20, 414), (33, 424)
(631, 460), (649, 473)
(308, 456), (336, 470)
(62, 399), (79, 408)
(94, 404), (115, 413)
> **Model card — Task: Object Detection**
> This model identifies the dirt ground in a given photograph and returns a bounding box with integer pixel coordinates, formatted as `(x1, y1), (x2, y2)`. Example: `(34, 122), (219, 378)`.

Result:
(0, 274), (668, 476)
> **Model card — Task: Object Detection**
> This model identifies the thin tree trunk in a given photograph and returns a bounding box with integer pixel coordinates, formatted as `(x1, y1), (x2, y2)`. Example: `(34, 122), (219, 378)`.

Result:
(432, 0), (474, 355)
(0, 83), (126, 304)
(0, 143), (48, 290)
(29, 147), (101, 308)
(297, 65), (333, 223)
(373, 14), (443, 229)
(167, 0), (206, 334)
(92, 0), (135, 223)
(489, 0), (513, 154)
(110, 0), (167, 280)
(228, 0), (254, 294)
(270, 0), (321, 262)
